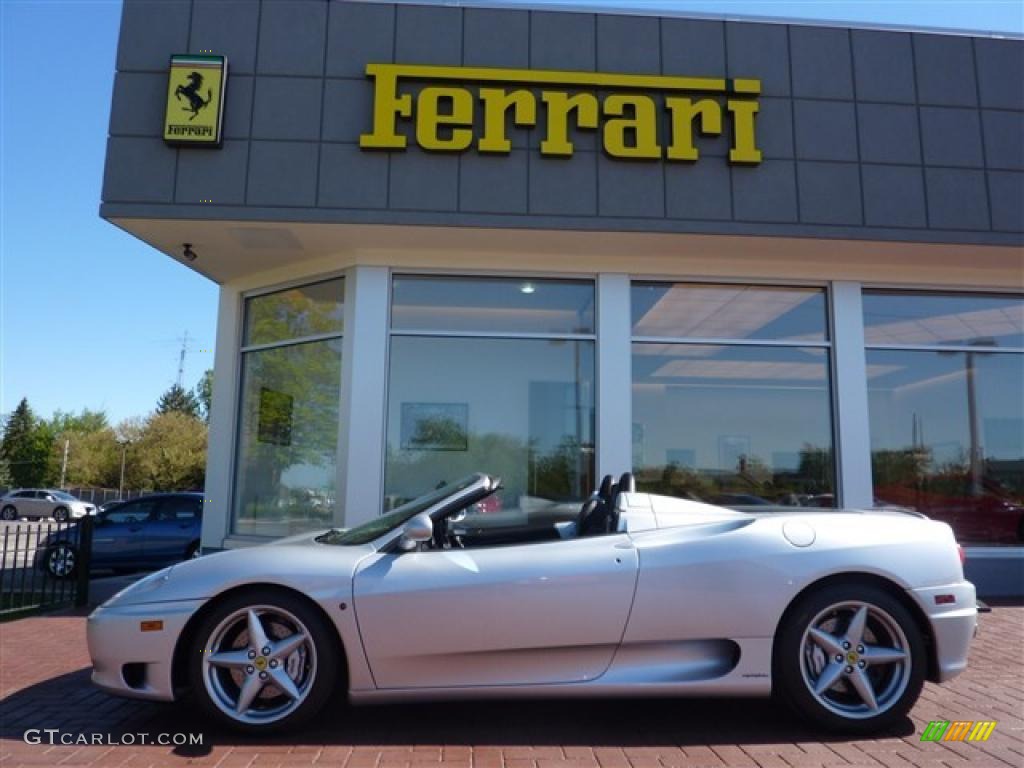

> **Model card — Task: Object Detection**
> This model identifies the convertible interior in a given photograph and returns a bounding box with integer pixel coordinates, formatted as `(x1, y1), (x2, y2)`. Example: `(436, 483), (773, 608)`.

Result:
(439, 473), (636, 549)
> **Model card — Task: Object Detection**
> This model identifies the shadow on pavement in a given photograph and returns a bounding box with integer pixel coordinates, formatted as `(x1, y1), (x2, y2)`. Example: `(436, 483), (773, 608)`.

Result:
(0, 666), (915, 759)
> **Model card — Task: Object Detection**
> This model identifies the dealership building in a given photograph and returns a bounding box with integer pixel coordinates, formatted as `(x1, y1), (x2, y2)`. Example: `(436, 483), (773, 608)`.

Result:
(101, 0), (1023, 593)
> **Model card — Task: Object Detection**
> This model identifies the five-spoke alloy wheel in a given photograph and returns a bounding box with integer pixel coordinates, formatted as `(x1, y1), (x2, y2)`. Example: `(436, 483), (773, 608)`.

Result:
(775, 583), (925, 732)
(189, 589), (338, 733)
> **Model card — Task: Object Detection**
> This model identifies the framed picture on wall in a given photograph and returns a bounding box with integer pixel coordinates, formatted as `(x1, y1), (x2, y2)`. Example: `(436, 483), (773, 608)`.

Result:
(401, 402), (469, 451)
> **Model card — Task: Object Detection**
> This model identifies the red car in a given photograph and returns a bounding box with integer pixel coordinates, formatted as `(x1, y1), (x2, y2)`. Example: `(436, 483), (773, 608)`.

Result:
(875, 484), (1024, 545)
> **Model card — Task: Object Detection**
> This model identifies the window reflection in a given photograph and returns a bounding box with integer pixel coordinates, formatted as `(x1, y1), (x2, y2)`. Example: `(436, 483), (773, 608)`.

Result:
(243, 278), (345, 346)
(392, 276), (595, 335)
(233, 339), (342, 537)
(632, 344), (835, 506)
(863, 291), (1024, 349)
(868, 349), (1024, 545)
(384, 336), (595, 512)
(632, 283), (828, 341)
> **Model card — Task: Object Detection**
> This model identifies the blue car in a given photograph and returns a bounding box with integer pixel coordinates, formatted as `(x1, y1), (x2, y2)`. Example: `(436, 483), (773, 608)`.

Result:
(38, 492), (204, 578)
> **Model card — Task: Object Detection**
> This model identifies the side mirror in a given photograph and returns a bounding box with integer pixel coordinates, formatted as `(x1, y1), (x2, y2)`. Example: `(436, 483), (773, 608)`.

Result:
(398, 513), (433, 551)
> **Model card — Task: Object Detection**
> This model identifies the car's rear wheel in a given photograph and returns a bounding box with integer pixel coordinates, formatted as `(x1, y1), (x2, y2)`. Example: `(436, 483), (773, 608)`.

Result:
(774, 583), (925, 733)
(53, 507), (69, 523)
(47, 544), (77, 578)
(1, 505), (17, 521)
(188, 589), (338, 733)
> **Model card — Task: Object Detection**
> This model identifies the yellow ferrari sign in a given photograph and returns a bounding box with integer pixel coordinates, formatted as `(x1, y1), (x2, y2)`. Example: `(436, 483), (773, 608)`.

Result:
(164, 54), (228, 146)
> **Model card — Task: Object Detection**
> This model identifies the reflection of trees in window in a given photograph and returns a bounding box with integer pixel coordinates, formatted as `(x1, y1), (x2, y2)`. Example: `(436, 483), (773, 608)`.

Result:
(235, 280), (344, 536)
(237, 341), (341, 525)
(245, 282), (344, 346)
(635, 443), (832, 505)
(386, 432), (594, 510)
(385, 433), (529, 510)
(528, 435), (594, 501)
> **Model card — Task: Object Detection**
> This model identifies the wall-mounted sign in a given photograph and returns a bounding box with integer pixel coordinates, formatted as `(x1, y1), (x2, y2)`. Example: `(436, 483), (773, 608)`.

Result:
(360, 63), (761, 164)
(163, 54), (228, 147)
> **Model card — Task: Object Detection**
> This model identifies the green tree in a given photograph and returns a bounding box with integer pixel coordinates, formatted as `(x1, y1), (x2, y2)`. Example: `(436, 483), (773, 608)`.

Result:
(48, 408), (109, 435)
(195, 369), (213, 422)
(0, 398), (54, 487)
(156, 384), (201, 419)
(46, 408), (111, 486)
(134, 412), (207, 490)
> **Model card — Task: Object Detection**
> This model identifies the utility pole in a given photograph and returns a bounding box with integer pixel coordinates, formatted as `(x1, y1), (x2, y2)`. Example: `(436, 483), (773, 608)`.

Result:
(59, 438), (70, 488)
(118, 440), (130, 499)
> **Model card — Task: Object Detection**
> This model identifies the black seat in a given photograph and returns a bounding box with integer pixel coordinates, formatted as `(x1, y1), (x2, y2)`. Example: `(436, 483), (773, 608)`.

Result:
(576, 498), (602, 537)
(618, 472), (636, 494)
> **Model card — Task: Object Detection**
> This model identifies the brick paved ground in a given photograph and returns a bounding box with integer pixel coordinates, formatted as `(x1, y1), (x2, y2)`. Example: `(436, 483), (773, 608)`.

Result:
(1, 606), (1021, 768)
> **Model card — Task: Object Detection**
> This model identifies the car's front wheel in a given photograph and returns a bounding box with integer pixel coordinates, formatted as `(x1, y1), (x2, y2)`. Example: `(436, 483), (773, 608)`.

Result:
(53, 507), (69, 523)
(188, 589), (338, 733)
(46, 544), (78, 578)
(1, 505), (17, 521)
(774, 582), (926, 733)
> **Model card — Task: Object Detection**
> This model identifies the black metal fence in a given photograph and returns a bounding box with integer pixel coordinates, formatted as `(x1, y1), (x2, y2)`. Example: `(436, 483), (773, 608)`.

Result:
(0, 515), (93, 615)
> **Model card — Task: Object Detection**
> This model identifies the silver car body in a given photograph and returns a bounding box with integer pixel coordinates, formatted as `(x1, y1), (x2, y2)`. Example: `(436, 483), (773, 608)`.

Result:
(87, 481), (976, 705)
(1, 489), (96, 520)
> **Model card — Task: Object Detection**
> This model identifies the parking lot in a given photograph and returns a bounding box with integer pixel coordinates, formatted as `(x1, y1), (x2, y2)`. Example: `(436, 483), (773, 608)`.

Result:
(0, 604), (1021, 768)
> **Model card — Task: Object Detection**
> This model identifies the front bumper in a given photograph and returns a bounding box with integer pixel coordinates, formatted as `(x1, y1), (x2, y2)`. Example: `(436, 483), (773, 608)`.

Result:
(909, 581), (977, 683)
(87, 599), (204, 701)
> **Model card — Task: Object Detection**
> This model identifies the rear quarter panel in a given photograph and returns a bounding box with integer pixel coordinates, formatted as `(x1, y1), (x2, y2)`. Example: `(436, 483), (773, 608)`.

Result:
(622, 512), (962, 645)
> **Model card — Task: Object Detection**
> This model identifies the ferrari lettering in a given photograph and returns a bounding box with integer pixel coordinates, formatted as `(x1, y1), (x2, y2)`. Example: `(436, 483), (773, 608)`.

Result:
(359, 63), (762, 164)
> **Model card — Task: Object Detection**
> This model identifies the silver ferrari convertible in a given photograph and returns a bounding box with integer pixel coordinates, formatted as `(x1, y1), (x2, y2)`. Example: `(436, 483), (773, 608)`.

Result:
(87, 473), (976, 735)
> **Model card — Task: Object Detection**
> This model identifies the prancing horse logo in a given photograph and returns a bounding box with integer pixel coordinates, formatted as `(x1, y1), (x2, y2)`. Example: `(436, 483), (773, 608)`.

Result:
(175, 71), (212, 121)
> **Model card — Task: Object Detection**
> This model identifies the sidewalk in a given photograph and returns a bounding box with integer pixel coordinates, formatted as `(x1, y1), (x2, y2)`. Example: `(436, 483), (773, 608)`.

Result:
(0, 605), (1021, 768)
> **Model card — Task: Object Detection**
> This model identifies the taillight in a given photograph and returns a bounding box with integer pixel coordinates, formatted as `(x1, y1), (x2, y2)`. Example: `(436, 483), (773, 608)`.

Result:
(957, 544), (966, 566)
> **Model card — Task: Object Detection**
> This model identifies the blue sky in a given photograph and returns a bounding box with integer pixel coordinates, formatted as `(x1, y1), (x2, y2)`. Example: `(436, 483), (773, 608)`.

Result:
(1, 1), (1021, 425)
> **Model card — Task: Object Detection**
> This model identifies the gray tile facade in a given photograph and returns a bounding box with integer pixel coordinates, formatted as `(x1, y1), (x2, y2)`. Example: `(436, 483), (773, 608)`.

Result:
(103, 0), (1024, 245)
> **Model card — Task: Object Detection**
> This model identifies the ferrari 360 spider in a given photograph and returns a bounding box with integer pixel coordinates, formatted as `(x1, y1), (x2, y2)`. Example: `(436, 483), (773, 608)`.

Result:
(87, 473), (976, 734)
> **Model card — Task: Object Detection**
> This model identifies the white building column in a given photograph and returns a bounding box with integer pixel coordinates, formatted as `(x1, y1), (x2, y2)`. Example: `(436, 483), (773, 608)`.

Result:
(336, 265), (390, 527)
(831, 281), (874, 509)
(596, 273), (633, 481)
(202, 286), (242, 551)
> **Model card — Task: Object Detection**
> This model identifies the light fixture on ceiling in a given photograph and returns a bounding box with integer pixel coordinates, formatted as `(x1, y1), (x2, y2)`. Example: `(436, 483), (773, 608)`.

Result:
(182, 243), (197, 262)
(520, 282), (536, 295)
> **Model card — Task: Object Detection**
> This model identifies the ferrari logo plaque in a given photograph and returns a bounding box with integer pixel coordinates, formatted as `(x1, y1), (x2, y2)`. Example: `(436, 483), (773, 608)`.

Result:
(163, 54), (228, 146)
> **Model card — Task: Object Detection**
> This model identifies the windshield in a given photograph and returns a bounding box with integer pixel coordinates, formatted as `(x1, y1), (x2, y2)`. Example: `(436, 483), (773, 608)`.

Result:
(52, 491), (77, 501)
(319, 474), (486, 546)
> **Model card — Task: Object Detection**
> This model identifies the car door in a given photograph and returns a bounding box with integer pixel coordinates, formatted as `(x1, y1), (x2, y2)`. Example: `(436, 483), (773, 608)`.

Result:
(38, 492), (58, 519)
(353, 533), (639, 689)
(144, 496), (201, 562)
(21, 491), (44, 518)
(91, 499), (158, 566)
(9, 491), (35, 517)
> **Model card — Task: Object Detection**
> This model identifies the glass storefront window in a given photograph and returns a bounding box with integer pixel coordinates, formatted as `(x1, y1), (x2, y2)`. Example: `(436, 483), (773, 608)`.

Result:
(632, 283), (828, 342)
(233, 278), (344, 537)
(863, 291), (1024, 349)
(632, 343), (835, 506)
(392, 275), (595, 335)
(385, 276), (596, 514)
(865, 291), (1024, 545)
(243, 278), (345, 346)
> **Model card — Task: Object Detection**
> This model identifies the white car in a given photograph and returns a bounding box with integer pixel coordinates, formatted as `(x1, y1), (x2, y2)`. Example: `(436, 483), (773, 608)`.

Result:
(87, 473), (976, 735)
(1, 489), (96, 522)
